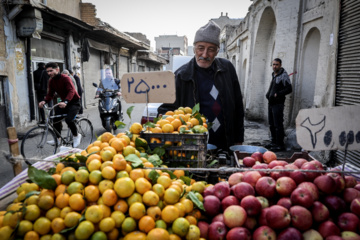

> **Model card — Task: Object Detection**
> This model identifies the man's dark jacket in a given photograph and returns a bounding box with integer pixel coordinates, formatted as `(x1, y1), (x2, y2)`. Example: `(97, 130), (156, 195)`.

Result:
(266, 68), (292, 105)
(158, 57), (245, 147)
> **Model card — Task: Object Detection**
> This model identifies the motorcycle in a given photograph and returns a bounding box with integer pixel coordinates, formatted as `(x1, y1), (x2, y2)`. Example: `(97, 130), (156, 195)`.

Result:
(93, 82), (123, 133)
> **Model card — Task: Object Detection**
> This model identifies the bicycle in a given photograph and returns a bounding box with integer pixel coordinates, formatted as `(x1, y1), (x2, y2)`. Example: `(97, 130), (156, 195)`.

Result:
(21, 103), (94, 161)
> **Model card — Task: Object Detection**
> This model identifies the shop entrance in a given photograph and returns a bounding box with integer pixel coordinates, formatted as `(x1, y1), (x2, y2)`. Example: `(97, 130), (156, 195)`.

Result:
(0, 77), (7, 138)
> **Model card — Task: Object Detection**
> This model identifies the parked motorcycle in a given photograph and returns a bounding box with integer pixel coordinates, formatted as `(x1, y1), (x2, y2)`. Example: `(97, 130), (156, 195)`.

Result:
(93, 82), (123, 133)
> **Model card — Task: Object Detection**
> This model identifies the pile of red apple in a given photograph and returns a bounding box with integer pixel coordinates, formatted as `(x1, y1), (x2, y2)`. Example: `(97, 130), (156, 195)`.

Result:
(199, 150), (360, 240)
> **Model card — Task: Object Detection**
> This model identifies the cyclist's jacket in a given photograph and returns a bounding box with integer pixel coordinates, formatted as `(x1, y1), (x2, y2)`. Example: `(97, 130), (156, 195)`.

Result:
(44, 73), (80, 104)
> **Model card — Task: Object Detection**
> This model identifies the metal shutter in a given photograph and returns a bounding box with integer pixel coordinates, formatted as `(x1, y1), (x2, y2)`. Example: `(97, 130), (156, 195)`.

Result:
(334, 0), (360, 166)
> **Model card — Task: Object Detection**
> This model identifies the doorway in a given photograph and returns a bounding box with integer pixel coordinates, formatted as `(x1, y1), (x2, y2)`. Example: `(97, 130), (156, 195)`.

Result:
(0, 77), (8, 138)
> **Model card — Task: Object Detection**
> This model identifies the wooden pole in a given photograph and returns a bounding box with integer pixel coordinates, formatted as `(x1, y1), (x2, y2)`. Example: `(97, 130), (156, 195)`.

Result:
(7, 127), (22, 176)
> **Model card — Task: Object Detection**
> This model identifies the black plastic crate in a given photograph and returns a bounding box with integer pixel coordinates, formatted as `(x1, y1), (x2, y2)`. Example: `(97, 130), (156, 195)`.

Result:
(140, 132), (207, 168)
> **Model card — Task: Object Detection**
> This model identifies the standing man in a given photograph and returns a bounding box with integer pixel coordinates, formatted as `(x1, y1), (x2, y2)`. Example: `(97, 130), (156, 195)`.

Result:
(69, 69), (83, 114)
(39, 62), (82, 148)
(158, 21), (244, 151)
(265, 58), (292, 151)
(33, 62), (49, 123)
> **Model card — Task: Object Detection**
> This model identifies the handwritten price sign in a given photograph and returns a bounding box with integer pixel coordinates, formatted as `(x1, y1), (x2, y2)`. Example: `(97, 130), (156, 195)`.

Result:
(120, 71), (176, 103)
(296, 105), (360, 151)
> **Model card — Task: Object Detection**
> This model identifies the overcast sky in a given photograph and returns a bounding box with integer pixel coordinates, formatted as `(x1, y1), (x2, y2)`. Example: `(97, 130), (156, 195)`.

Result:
(83, 0), (253, 50)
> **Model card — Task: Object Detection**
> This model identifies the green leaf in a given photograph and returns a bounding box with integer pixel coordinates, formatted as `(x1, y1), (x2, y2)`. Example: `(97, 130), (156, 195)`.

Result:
(125, 154), (144, 168)
(148, 170), (160, 185)
(192, 103), (200, 114)
(153, 117), (160, 124)
(25, 191), (41, 200)
(148, 154), (163, 167)
(143, 122), (156, 129)
(207, 122), (214, 130)
(179, 116), (186, 125)
(115, 121), (126, 129)
(76, 155), (87, 164)
(47, 168), (56, 175)
(207, 160), (218, 167)
(140, 153), (148, 158)
(135, 138), (148, 149)
(193, 112), (203, 125)
(187, 191), (205, 211)
(152, 147), (165, 157)
(28, 166), (57, 190)
(125, 131), (133, 139)
(126, 106), (135, 120)
(163, 170), (177, 179)
(180, 176), (191, 186)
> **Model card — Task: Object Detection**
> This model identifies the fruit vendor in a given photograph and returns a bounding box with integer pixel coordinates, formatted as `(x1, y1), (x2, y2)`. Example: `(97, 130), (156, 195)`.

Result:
(265, 58), (292, 151)
(158, 21), (244, 151)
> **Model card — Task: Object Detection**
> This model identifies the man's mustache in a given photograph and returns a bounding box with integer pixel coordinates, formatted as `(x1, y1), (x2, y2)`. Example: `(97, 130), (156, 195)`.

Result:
(198, 57), (211, 61)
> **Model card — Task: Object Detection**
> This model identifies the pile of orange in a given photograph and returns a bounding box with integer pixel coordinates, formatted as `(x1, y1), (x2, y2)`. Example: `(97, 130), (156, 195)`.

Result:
(0, 130), (209, 240)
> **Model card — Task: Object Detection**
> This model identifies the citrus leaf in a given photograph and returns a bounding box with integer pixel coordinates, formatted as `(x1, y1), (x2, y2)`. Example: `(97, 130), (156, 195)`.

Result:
(187, 191), (205, 211)
(140, 153), (148, 158)
(179, 116), (186, 125)
(148, 154), (163, 167)
(126, 106), (135, 120)
(207, 160), (218, 167)
(47, 168), (56, 175)
(192, 103), (200, 114)
(148, 170), (160, 185)
(143, 122), (156, 129)
(76, 155), (87, 164)
(135, 138), (148, 149)
(28, 166), (57, 190)
(115, 121), (126, 129)
(152, 147), (165, 157)
(125, 154), (143, 168)
(25, 191), (40, 200)
(180, 176), (191, 186)
(163, 170), (177, 179)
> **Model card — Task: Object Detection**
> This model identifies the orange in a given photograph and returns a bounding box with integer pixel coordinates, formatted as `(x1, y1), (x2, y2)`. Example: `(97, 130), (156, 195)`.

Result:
(55, 184), (66, 197)
(113, 199), (128, 213)
(186, 224), (201, 240)
(150, 138), (162, 143)
(111, 211), (125, 228)
(99, 217), (115, 232)
(63, 211), (81, 228)
(55, 163), (65, 174)
(188, 209), (202, 220)
(24, 231), (39, 240)
(87, 146), (101, 154)
(85, 205), (103, 224)
(101, 161), (113, 170)
(33, 217), (51, 235)
(25, 195), (39, 205)
(114, 177), (135, 198)
(102, 189), (118, 207)
(162, 124), (174, 133)
(164, 188), (180, 205)
(55, 193), (70, 209)
(52, 174), (62, 186)
(17, 220), (33, 237)
(74, 169), (89, 184)
(107, 228), (119, 240)
(169, 184), (182, 194)
(98, 204), (111, 218)
(51, 217), (65, 233)
(189, 118), (199, 126)
(161, 205), (180, 223)
(138, 216), (155, 233)
(169, 234), (182, 240)
(67, 182), (84, 195)
(100, 142), (110, 150)
(173, 170), (185, 179)
(119, 137), (128, 147)
(69, 193), (86, 211)
(123, 145), (136, 157)
(98, 179), (114, 194)
(177, 125), (189, 132)
(121, 217), (137, 234)
(100, 150), (114, 162)
(158, 119), (170, 128)
(101, 166), (116, 180)
(171, 119), (182, 132)
(172, 217), (190, 237)
(23, 205), (41, 221)
(123, 231), (147, 240)
(142, 191), (160, 206)
(150, 127), (163, 133)
(157, 175), (172, 189)
(38, 195), (54, 211)
(130, 169), (145, 182)
(174, 202), (186, 217)
(180, 199), (193, 213)
(89, 170), (103, 184)
(92, 140), (102, 147)
(60, 206), (72, 219)
(146, 228), (170, 240)
(152, 184), (165, 199)
(84, 185), (100, 202)
(191, 181), (205, 194)
(100, 132), (114, 143)
(165, 111), (174, 116)
(130, 123), (143, 134)
(110, 138), (124, 152)
(85, 154), (101, 165)
(87, 159), (102, 172)
(125, 164), (132, 173)
(129, 202), (146, 220)
(185, 215), (197, 225)
(147, 206), (162, 221)
(74, 220), (95, 240)
(143, 162), (154, 168)
(112, 157), (127, 171)
(135, 177), (152, 195)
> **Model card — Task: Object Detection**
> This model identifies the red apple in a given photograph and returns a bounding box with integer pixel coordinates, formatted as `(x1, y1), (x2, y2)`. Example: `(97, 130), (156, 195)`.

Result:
(326, 236), (343, 240)
(242, 171), (262, 187)
(252, 226), (276, 240)
(341, 231), (360, 240)
(289, 205), (313, 231)
(276, 176), (297, 197)
(268, 160), (288, 169)
(326, 172), (346, 193)
(314, 175), (337, 194)
(208, 221), (227, 240)
(298, 182), (319, 201)
(241, 195), (262, 216)
(223, 205), (247, 228)
(265, 205), (291, 230)
(293, 158), (308, 168)
(256, 196), (269, 209)
(343, 188), (360, 203)
(290, 170), (307, 185)
(255, 176), (277, 198)
(226, 227), (251, 240)
(203, 185), (215, 197)
(232, 182), (255, 201)
(243, 157), (256, 167)
(258, 208), (269, 226)
(301, 162), (321, 181)
(212, 213), (224, 223)
(277, 197), (292, 210)
(221, 195), (239, 211)
(198, 221), (209, 239)
(354, 184), (360, 192)
(277, 227), (303, 240)
(284, 163), (299, 170)
(252, 163), (269, 177)
(345, 175), (358, 188)
(251, 152), (263, 163)
(263, 151), (277, 164)
(323, 195), (346, 216)
(310, 159), (324, 170)
(337, 212), (359, 232)
(244, 217), (257, 230)
(228, 172), (243, 186)
(204, 195), (221, 216)
(303, 229), (323, 240)
(214, 181), (230, 200)
(270, 166), (289, 180)
(350, 198), (360, 217)
(318, 220), (341, 238)
(290, 187), (314, 208)
(312, 201), (330, 222)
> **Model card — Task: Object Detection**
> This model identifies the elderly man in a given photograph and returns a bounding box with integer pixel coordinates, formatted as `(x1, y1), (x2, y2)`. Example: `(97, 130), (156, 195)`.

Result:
(158, 21), (244, 151)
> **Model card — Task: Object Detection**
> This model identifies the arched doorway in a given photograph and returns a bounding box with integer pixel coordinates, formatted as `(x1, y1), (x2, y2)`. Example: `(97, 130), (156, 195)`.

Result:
(247, 7), (277, 120)
(299, 28), (321, 110)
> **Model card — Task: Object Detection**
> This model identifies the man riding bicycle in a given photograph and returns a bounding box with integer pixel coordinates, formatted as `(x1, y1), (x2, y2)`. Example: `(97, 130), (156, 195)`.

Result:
(39, 62), (82, 148)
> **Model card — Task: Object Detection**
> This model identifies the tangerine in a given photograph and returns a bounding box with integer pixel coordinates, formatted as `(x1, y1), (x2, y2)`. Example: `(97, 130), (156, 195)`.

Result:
(138, 215), (155, 233)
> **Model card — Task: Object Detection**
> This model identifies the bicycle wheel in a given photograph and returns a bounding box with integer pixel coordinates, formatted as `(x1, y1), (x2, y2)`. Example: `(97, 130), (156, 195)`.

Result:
(76, 118), (94, 150)
(21, 126), (58, 161)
